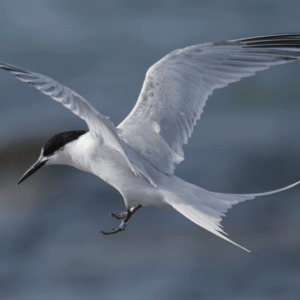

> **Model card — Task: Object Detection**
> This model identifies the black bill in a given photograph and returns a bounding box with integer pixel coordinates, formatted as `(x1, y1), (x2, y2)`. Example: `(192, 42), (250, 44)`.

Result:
(16, 159), (47, 186)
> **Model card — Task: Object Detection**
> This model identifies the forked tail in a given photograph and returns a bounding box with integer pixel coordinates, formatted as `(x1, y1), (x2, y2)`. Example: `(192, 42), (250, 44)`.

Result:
(162, 176), (300, 252)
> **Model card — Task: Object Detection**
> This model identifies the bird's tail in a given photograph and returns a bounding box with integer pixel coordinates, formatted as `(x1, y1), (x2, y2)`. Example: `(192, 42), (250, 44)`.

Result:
(161, 176), (300, 252)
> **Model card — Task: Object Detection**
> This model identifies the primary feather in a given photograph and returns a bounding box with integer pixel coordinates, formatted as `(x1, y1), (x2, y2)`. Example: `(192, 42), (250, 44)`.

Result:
(119, 33), (300, 174)
(0, 62), (155, 185)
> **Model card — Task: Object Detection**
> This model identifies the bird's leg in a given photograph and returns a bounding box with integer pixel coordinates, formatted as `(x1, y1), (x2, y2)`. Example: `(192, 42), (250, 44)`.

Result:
(100, 205), (142, 235)
(110, 204), (142, 220)
(110, 210), (128, 220)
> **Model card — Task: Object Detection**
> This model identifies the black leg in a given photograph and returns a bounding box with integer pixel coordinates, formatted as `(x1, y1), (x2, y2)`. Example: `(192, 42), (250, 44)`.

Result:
(110, 204), (142, 220)
(110, 210), (127, 220)
(100, 205), (142, 235)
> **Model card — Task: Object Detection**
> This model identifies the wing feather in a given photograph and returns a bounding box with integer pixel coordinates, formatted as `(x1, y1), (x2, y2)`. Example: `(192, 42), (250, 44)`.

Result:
(119, 33), (300, 174)
(0, 62), (155, 185)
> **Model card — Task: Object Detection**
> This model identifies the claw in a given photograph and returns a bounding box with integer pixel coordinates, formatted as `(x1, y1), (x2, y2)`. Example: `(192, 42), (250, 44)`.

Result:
(101, 205), (142, 236)
(109, 211), (127, 220)
(100, 227), (124, 235)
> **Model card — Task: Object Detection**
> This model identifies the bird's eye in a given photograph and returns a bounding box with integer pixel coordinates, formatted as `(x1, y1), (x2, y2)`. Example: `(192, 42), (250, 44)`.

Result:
(59, 147), (64, 151)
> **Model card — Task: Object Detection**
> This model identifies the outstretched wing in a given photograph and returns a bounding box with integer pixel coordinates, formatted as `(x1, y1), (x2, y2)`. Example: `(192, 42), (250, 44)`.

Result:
(0, 62), (155, 185)
(119, 33), (300, 174)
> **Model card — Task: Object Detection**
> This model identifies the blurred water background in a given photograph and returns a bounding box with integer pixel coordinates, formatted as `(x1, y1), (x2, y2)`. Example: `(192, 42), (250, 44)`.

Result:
(1, 0), (300, 299)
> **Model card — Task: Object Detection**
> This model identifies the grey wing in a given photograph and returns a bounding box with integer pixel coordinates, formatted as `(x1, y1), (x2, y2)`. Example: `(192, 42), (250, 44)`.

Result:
(0, 62), (155, 184)
(118, 33), (300, 174)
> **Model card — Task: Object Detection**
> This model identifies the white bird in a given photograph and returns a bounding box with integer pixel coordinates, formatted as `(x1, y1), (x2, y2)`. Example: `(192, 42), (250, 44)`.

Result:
(2, 33), (300, 252)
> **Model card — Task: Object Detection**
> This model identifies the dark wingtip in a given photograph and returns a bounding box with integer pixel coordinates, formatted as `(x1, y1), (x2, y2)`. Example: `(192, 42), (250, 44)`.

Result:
(0, 62), (29, 74)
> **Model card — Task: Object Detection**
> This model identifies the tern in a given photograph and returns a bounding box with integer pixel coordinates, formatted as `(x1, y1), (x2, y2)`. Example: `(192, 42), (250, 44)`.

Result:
(2, 33), (300, 252)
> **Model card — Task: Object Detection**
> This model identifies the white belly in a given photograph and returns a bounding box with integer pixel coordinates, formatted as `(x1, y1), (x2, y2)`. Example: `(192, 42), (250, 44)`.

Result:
(87, 144), (171, 209)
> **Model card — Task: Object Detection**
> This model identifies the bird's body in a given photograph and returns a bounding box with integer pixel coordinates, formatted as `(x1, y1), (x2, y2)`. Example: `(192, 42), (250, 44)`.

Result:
(3, 33), (300, 252)
(61, 131), (169, 208)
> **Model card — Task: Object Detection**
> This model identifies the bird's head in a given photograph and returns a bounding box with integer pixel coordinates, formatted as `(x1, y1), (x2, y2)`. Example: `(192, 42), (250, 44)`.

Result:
(17, 130), (87, 186)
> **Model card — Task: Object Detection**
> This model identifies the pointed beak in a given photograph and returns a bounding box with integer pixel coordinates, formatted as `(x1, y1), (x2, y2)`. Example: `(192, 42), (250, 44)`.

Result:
(16, 159), (48, 186)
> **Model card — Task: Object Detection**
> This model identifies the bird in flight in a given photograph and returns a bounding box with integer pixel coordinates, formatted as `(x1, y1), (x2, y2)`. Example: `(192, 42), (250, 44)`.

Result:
(2, 33), (300, 252)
